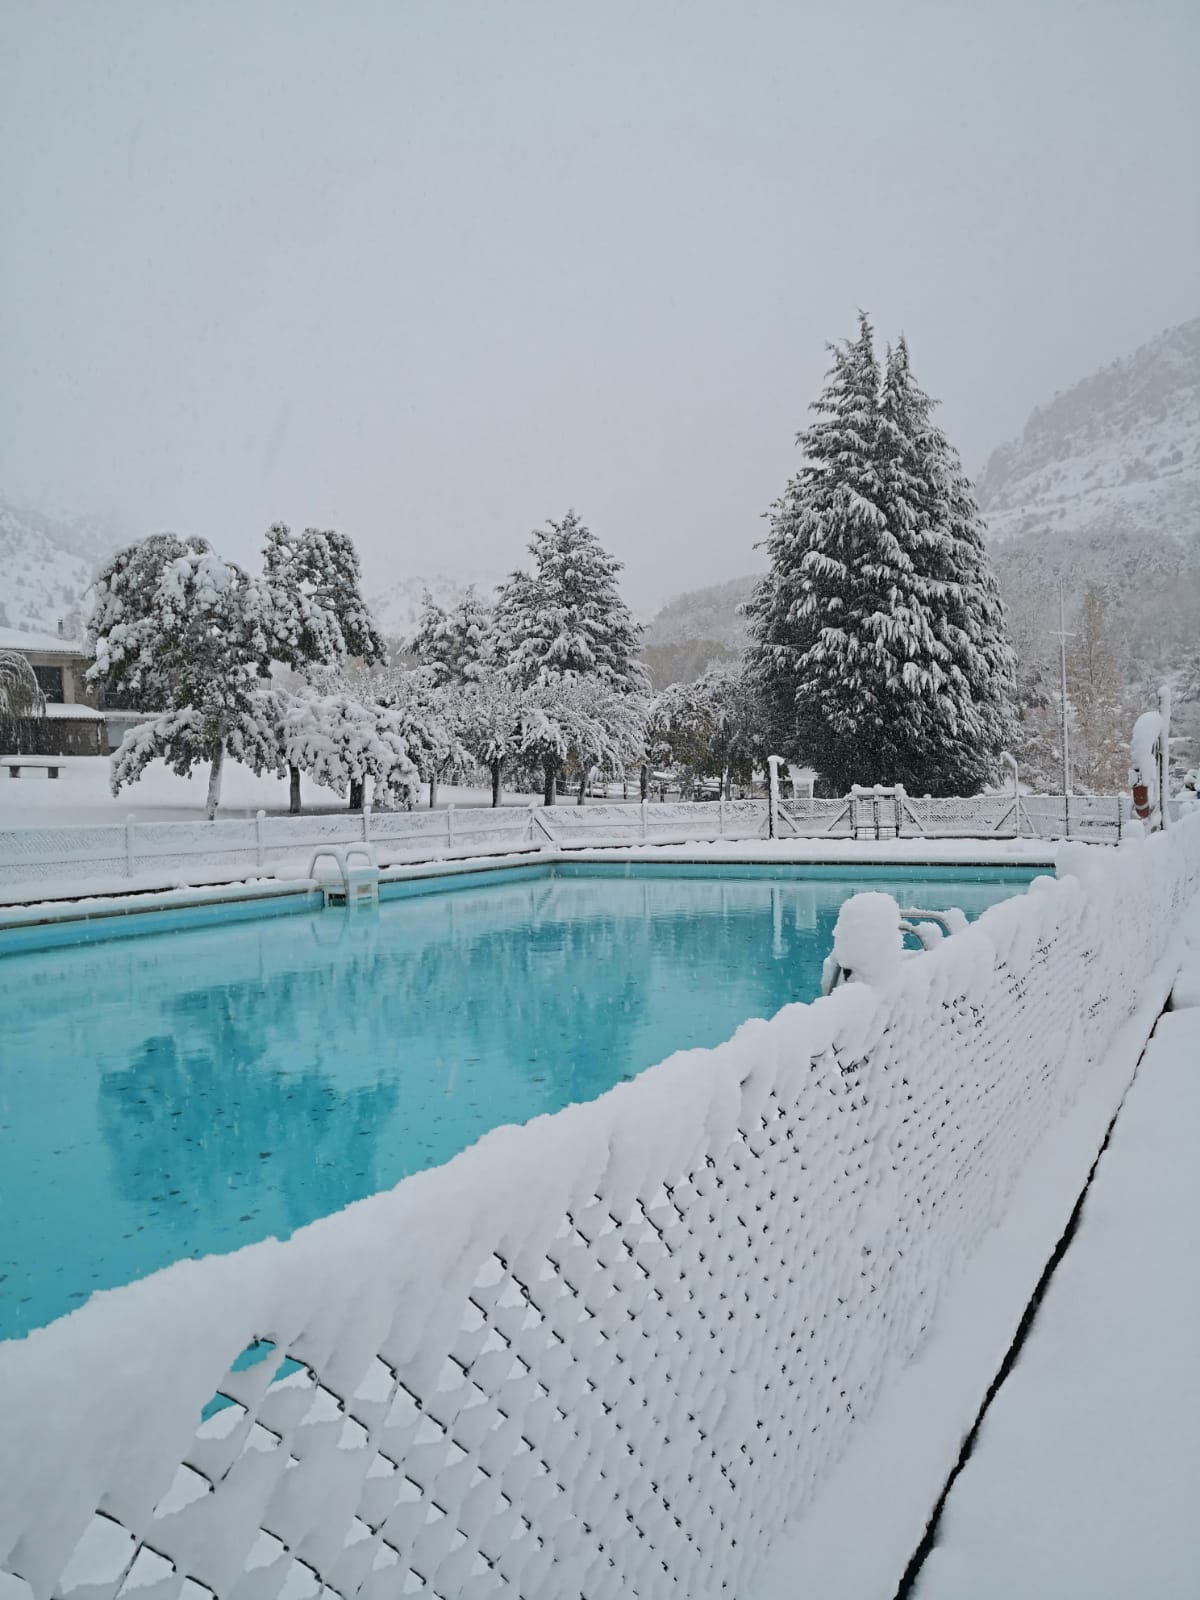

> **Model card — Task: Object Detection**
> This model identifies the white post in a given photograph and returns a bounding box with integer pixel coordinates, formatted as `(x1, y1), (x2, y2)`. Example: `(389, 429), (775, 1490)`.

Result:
(718, 795), (726, 837)
(767, 755), (783, 840)
(528, 802), (536, 843)
(1158, 683), (1172, 829)
(641, 799), (649, 841)
(447, 804), (456, 851)
(125, 813), (136, 879)
(255, 808), (266, 870)
(362, 801), (372, 844)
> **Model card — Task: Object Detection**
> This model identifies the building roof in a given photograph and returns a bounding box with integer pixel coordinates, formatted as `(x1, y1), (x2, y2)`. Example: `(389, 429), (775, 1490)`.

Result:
(0, 625), (87, 656)
(43, 702), (104, 720)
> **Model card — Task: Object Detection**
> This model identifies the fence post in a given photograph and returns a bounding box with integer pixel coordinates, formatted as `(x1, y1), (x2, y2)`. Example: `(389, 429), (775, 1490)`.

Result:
(528, 803), (536, 843)
(641, 799), (648, 842)
(255, 808), (266, 871)
(447, 804), (456, 851)
(767, 755), (782, 840)
(362, 802), (372, 845)
(125, 814), (136, 879)
(1064, 792), (1071, 839)
(718, 796), (725, 837)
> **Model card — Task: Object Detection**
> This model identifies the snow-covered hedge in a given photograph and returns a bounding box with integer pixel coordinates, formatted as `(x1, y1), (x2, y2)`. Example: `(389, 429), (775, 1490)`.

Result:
(2, 819), (1199, 1599)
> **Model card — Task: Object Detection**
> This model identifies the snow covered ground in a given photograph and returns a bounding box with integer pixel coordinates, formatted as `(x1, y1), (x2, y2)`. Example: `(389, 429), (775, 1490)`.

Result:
(0, 754), (532, 826)
(910, 995), (1200, 1599)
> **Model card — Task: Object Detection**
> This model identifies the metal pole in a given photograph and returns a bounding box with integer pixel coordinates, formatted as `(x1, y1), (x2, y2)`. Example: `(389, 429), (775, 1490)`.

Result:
(1057, 582), (1071, 803)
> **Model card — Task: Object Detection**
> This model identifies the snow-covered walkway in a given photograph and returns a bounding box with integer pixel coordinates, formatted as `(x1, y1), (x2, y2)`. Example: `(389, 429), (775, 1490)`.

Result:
(911, 946), (1200, 1598)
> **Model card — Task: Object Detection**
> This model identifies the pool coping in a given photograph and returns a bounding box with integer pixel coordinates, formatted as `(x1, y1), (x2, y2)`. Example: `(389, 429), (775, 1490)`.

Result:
(0, 837), (1058, 950)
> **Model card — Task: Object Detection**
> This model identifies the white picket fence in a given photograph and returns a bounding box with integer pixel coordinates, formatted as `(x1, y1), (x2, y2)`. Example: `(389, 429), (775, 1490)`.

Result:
(0, 793), (1137, 901)
(2, 813), (1196, 1599)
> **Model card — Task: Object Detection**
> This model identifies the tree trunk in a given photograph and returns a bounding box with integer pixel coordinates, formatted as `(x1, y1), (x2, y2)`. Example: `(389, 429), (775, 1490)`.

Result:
(349, 777), (364, 812)
(289, 764), (301, 815)
(543, 761), (557, 806)
(428, 773), (438, 809)
(205, 740), (225, 821)
(723, 768), (732, 801)
(640, 762), (649, 802)
(490, 758), (503, 808)
(577, 770), (587, 805)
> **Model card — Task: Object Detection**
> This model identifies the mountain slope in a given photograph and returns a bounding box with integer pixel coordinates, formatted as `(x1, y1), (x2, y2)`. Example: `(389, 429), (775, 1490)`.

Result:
(976, 316), (1200, 546)
(0, 499), (118, 634)
(642, 575), (758, 650)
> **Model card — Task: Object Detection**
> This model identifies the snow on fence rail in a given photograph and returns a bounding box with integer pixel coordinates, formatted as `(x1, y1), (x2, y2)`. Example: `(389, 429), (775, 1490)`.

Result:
(3, 816), (1198, 1600)
(0, 793), (1135, 899)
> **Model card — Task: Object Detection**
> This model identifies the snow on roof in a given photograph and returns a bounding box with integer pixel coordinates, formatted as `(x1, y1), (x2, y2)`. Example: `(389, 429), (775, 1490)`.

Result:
(0, 625), (87, 655)
(43, 702), (104, 720)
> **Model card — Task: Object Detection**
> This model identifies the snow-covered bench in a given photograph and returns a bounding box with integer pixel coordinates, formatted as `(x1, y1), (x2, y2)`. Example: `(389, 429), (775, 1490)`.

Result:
(6, 759), (61, 779)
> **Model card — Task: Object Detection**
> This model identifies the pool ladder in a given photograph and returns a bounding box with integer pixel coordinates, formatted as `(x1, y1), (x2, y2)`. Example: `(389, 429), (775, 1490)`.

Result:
(820, 905), (967, 994)
(309, 845), (380, 908)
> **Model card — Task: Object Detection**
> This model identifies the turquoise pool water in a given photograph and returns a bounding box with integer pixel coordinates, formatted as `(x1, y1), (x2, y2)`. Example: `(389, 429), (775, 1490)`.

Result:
(0, 863), (1035, 1339)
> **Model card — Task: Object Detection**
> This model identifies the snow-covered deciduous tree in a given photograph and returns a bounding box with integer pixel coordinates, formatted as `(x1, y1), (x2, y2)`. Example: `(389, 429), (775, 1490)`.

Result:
(282, 690), (419, 812)
(748, 315), (1014, 794)
(457, 673), (525, 806)
(0, 651), (45, 720)
(649, 665), (766, 797)
(496, 510), (648, 693)
(93, 550), (275, 818)
(89, 527), (386, 817)
(1066, 586), (1132, 791)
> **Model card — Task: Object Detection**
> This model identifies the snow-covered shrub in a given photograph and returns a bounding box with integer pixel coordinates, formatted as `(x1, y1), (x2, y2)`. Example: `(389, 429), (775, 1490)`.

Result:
(282, 691), (419, 810)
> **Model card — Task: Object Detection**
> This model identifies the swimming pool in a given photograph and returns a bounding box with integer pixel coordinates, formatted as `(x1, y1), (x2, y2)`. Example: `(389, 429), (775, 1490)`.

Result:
(0, 862), (1036, 1339)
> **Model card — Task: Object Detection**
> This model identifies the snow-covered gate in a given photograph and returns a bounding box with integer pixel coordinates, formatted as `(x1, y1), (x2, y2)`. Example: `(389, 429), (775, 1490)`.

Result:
(3, 818), (1198, 1600)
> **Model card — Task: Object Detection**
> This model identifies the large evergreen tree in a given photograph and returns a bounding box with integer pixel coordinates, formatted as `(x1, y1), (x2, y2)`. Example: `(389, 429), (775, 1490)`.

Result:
(748, 315), (1014, 794)
(877, 337), (1015, 791)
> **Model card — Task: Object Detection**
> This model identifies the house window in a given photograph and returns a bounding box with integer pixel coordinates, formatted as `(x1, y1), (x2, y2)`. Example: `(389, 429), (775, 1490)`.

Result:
(33, 665), (64, 703)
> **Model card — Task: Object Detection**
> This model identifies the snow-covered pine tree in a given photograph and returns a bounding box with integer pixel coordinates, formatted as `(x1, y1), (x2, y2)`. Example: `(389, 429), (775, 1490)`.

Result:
(495, 511), (647, 800)
(748, 315), (1015, 794)
(262, 524), (386, 668)
(87, 534), (214, 710)
(877, 337), (1015, 792)
(0, 650), (45, 720)
(410, 587), (494, 685)
(496, 510), (647, 693)
(748, 313), (926, 789)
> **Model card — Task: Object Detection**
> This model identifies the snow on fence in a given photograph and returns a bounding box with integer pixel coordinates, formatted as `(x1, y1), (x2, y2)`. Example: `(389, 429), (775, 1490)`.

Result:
(0, 794), (1134, 900)
(3, 816), (1198, 1600)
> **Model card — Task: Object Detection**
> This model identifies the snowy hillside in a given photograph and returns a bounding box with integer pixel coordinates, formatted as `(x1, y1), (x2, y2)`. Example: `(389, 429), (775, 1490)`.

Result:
(977, 316), (1200, 546)
(0, 499), (117, 634)
(642, 575), (758, 649)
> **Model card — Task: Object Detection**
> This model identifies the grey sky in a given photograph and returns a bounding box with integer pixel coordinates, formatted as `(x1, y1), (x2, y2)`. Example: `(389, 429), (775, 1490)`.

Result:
(2, 1), (1197, 613)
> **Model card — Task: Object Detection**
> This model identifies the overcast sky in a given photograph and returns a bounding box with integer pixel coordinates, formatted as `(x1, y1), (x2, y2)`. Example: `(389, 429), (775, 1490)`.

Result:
(1, 1), (1197, 613)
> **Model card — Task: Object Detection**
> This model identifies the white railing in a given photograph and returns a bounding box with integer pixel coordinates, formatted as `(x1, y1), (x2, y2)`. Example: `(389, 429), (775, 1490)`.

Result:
(3, 816), (1198, 1599)
(0, 793), (1143, 902)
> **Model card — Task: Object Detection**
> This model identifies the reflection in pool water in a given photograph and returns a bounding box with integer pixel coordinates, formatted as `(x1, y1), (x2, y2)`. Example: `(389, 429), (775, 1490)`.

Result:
(0, 865), (1033, 1338)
